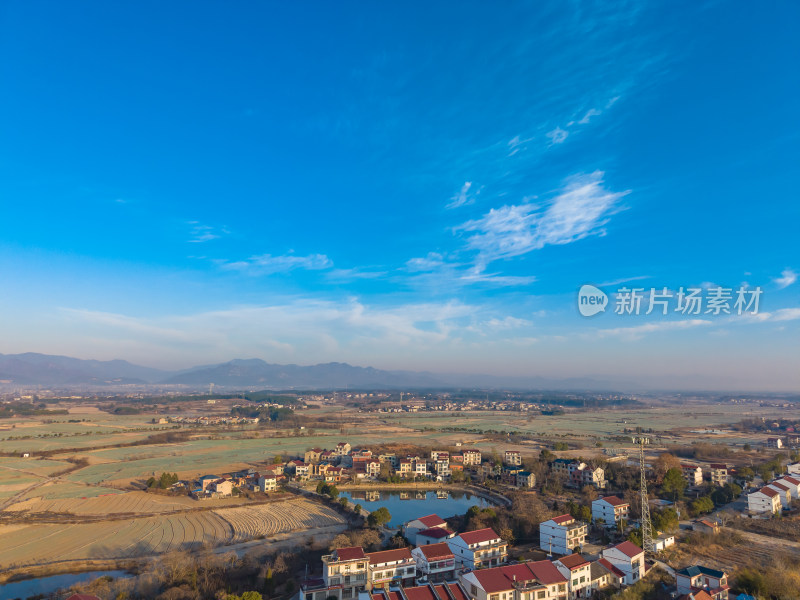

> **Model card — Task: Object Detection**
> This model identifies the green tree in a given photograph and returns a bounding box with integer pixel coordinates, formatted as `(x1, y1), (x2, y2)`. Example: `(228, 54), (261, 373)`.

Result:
(690, 495), (714, 516)
(661, 468), (686, 500)
(367, 506), (392, 528)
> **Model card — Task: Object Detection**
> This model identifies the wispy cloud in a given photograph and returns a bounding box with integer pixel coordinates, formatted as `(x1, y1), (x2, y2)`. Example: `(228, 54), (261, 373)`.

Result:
(406, 252), (447, 272)
(597, 275), (651, 287)
(507, 135), (533, 156)
(216, 252), (333, 275)
(578, 108), (601, 125)
(187, 221), (227, 243)
(325, 267), (388, 282)
(595, 318), (711, 341)
(546, 127), (569, 145)
(446, 181), (478, 209)
(773, 269), (797, 289)
(457, 171), (629, 269)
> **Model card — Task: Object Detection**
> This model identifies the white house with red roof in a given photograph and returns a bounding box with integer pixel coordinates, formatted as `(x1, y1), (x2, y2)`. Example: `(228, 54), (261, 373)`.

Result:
(367, 548), (416, 590)
(774, 475), (800, 499)
(553, 553), (591, 598)
(747, 486), (781, 514)
(459, 561), (568, 600)
(447, 527), (507, 570)
(601, 542), (645, 585)
(404, 514), (449, 545)
(765, 481), (792, 508)
(681, 464), (704, 486)
(591, 496), (629, 528)
(462, 450), (482, 466)
(539, 515), (587, 555)
(591, 559), (625, 590)
(416, 526), (455, 546)
(411, 542), (456, 583)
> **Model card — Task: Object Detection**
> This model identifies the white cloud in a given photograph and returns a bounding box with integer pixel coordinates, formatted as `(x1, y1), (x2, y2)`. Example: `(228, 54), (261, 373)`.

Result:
(216, 253), (332, 275)
(457, 171), (629, 268)
(325, 267), (387, 282)
(507, 135), (533, 156)
(187, 221), (228, 243)
(546, 127), (569, 144)
(595, 319), (712, 341)
(773, 269), (797, 289)
(578, 108), (601, 124)
(406, 252), (446, 272)
(446, 181), (476, 209)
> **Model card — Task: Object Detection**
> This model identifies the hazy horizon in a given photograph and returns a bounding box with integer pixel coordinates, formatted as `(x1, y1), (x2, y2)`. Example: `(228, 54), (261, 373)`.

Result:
(1, 2), (798, 392)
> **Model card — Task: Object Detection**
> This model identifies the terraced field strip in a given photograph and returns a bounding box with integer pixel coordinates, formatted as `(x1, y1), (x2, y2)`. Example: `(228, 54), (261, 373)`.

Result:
(0, 497), (345, 568)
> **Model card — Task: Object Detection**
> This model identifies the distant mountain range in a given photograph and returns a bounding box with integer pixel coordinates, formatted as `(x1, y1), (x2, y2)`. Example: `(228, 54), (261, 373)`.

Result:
(0, 352), (787, 392)
(0, 352), (628, 391)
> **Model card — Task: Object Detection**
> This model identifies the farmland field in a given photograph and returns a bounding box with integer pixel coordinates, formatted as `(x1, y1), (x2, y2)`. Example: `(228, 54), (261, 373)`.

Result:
(0, 497), (345, 568)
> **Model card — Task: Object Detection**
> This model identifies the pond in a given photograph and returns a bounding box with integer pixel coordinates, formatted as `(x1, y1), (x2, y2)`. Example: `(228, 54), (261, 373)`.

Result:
(0, 570), (131, 600)
(338, 489), (494, 527)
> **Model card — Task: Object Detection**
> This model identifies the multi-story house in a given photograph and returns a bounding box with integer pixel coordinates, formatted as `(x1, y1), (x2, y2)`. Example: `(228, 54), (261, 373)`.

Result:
(364, 459), (382, 478)
(459, 561), (568, 600)
(367, 548), (416, 590)
(681, 464), (703, 486)
(305, 448), (324, 464)
(516, 471), (536, 489)
(553, 554), (591, 599)
(766, 437), (783, 449)
(788, 462), (800, 476)
(765, 481), (792, 509)
(539, 515), (587, 555)
(600, 542), (645, 586)
(502, 467), (523, 486)
(309, 546), (369, 600)
(335, 442), (352, 456)
(462, 450), (482, 466)
(675, 566), (729, 600)
(414, 460), (429, 478)
(417, 527), (455, 546)
(434, 460), (451, 480)
(257, 472), (278, 492)
(398, 460), (413, 478)
(294, 462), (310, 480)
(709, 464), (730, 486)
(411, 543), (456, 583)
(431, 450), (450, 462)
(504, 451), (522, 466)
(447, 528), (507, 570)
(450, 453), (464, 464)
(774, 475), (800, 499)
(404, 514), (449, 545)
(747, 486), (781, 514)
(591, 559), (624, 592)
(378, 454), (398, 468)
(591, 496), (629, 528)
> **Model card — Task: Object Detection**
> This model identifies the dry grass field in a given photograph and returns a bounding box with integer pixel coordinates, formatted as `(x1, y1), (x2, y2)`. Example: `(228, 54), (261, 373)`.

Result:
(0, 497), (344, 568)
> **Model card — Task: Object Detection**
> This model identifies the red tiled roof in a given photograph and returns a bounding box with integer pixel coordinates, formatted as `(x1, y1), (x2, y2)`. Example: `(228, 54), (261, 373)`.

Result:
(769, 482), (789, 491)
(418, 527), (452, 539)
(419, 542), (454, 560)
(367, 547), (413, 565)
(551, 514), (573, 525)
(471, 567), (517, 593)
(759, 487), (779, 497)
(416, 514), (447, 527)
(557, 553), (589, 570)
(459, 527), (500, 545)
(599, 495), (628, 507)
(448, 583), (469, 600)
(434, 585), (450, 600)
(597, 558), (625, 579)
(527, 560), (568, 585)
(709, 463), (727, 469)
(403, 586), (438, 600)
(783, 476), (800, 485)
(613, 541), (644, 558)
(335, 546), (366, 561)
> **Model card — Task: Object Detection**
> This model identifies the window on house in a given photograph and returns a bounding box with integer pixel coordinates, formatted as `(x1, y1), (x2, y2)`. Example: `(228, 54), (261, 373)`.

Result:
(537, 592), (545, 599)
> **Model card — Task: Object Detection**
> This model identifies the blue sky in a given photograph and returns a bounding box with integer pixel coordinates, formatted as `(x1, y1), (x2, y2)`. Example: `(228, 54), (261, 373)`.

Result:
(1, 1), (798, 390)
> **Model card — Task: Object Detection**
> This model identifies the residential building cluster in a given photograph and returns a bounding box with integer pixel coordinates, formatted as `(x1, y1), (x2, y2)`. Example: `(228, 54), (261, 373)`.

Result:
(299, 512), (721, 600)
